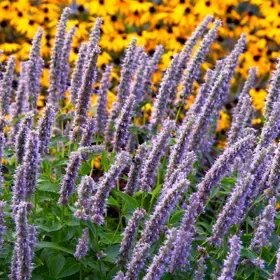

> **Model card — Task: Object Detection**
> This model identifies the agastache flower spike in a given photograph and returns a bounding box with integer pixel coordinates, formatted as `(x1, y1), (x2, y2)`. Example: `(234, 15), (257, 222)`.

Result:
(177, 15), (214, 82)
(23, 130), (40, 198)
(91, 151), (130, 225)
(0, 56), (16, 115)
(86, 17), (103, 56)
(124, 143), (147, 196)
(59, 151), (81, 205)
(165, 116), (195, 180)
(59, 26), (76, 98)
(96, 65), (112, 135)
(249, 197), (276, 253)
(10, 202), (35, 280)
(126, 178), (188, 280)
(75, 176), (97, 220)
(74, 228), (90, 260)
(11, 165), (26, 217)
(27, 27), (44, 111)
(37, 103), (55, 155)
(70, 43), (87, 104)
(162, 151), (195, 196)
(217, 235), (241, 280)
(10, 62), (29, 119)
(80, 117), (96, 147)
(78, 145), (105, 157)
(209, 147), (270, 246)
(264, 58), (280, 118)
(270, 247), (280, 280)
(131, 53), (148, 102)
(113, 94), (135, 152)
(178, 20), (222, 103)
(0, 201), (6, 251)
(194, 247), (208, 280)
(48, 7), (71, 105)
(117, 208), (146, 266)
(264, 142), (280, 197)
(141, 119), (175, 192)
(143, 45), (164, 92)
(124, 243), (150, 280)
(149, 54), (179, 132)
(113, 271), (125, 280)
(228, 67), (256, 146)
(105, 39), (137, 145)
(15, 113), (33, 164)
(143, 229), (177, 280)
(170, 135), (255, 270)
(258, 102), (280, 149)
(70, 46), (100, 141)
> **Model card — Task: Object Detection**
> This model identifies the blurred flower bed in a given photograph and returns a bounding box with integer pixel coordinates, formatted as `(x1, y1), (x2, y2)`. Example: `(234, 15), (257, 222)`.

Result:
(0, 0), (278, 135)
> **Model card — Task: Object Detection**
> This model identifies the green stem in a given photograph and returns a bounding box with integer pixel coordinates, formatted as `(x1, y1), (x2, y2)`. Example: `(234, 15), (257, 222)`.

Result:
(175, 104), (183, 123)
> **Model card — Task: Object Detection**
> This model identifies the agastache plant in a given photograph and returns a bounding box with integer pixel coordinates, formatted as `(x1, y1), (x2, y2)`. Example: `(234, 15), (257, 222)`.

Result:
(74, 228), (90, 260)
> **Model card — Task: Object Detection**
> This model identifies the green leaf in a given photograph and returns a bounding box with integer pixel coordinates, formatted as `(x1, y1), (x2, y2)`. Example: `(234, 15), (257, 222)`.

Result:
(170, 210), (184, 225)
(108, 196), (120, 208)
(37, 182), (60, 193)
(57, 258), (80, 278)
(47, 254), (65, 277)
(103, 244), (120, 263)
(36, 242), (74, 254)
(113, 190), (138, 210)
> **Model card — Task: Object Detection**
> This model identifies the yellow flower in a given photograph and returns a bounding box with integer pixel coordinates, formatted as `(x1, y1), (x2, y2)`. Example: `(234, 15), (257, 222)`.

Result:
(216, 110), (230, 132)
(250, 88), (267, 113)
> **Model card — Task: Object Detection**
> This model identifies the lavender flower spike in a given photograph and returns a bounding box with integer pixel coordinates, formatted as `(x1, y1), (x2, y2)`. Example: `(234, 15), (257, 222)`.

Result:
(27, 27), (44, 111)
(0, 200), (6, 251)
(59, 26), (76, 98)
(15, 113), (33, 164)
(143, 228), (177, 280)
(10, 202), (35, 280)
(0, 56), (16, 115)
(70, 46), (100, 141)
(178, 20), (222, 102)
(113, 94), (135, 152)
(70, 43), (87, 104)
(117, 208), (146, 266)
(96, 65), (112, 135)
(270, 247), (280, 280)
(37, 103), (55, 155)
(23, 130), (40, 198)
(74, 228), (90, 260)
(0, 131), (5, 192)
(59, 151), (81, 205)
(217, 235), (241, 280)
(249, 197), (276, 253)
(48, 7), (71, 105)
(141, 119), (175, 192)
(91, 151), (130, 225)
